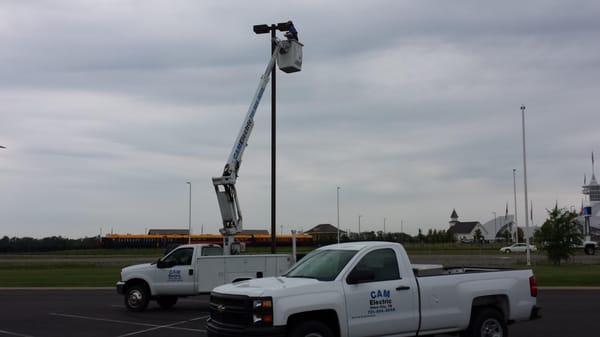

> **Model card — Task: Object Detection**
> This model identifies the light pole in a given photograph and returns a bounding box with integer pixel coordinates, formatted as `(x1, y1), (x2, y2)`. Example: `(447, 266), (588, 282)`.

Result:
(187, 182), (192, 244)
(383, 217), (387, 234)
(513, 169), (519, 243)
(492, 211), (497, 240)
(337, 186), (341, 244)
(520, 105), (531, 266)
(358, 214), (362, 239)
(253, 21), (295, 254)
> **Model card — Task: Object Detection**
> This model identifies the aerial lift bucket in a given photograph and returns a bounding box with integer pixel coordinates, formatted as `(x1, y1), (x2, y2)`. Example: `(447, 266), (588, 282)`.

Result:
(277, 40), (303, 73)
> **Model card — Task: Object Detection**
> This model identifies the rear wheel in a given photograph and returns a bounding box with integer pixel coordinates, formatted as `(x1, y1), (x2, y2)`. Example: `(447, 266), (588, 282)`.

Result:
(124, 284), (149, 312)
(505, 249), (511, 254)
(156, 296), (178, 309)
(463, 307), (507, 337)
(289, 320), (334, 337)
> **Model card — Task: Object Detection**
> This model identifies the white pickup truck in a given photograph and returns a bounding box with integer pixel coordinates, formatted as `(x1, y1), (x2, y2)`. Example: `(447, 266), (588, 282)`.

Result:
(207, 241), (540, 337)
(116, 244), (292, 312)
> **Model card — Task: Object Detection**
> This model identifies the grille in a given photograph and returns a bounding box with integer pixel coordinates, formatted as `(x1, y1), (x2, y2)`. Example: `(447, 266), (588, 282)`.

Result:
(209, 293), (252, 326)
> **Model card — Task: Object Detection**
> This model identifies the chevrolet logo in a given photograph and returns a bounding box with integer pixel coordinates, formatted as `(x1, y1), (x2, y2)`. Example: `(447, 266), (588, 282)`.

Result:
(216, 304), (226, 313)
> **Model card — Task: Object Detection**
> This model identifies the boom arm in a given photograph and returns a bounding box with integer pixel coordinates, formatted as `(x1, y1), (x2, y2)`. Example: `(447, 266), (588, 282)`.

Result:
(212, 42), (283, 238)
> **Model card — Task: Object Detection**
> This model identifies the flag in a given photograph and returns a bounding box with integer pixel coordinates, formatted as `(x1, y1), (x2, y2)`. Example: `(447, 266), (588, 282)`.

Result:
(585, 173), (587, 185)
(530, 201), (533, 221)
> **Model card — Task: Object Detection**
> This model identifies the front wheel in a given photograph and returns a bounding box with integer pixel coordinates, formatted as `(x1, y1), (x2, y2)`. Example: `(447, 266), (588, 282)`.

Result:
(289, 320), (334, 337)
(124, 284), (149, 312)
(463, 307), (507, 337)
(504, 249), (511, 254)
(157, 296), (178, 309)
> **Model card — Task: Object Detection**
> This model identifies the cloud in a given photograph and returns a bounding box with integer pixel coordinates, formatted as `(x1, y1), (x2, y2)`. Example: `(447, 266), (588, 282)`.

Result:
(1, 0), (599, 237)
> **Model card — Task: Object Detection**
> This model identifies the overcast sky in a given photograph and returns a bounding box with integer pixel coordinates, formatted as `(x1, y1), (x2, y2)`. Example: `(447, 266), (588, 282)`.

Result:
(1, 0), (599, 238)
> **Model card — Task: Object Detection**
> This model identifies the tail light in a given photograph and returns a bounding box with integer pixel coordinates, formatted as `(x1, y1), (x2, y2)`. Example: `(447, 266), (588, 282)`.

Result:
(529, 276), (538, 297)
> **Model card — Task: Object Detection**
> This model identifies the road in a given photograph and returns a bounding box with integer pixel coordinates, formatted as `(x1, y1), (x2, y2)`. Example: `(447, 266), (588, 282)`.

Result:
(0, 289), (598, 337)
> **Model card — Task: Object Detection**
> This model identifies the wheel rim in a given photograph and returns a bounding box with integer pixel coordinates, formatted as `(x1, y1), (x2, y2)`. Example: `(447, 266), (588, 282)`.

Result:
(127, 290), (143, 308)
(480, 318), (503, 337)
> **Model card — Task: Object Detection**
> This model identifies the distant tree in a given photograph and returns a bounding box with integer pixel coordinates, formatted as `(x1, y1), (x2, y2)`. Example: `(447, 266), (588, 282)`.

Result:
(538, 206), (582, 265)
(473, 229), (484, 243)
(417, 229), (425, 243)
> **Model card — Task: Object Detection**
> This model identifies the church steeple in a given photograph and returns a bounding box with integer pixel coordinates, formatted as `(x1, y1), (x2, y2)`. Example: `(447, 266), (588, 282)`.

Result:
(449, 209), (459, 226)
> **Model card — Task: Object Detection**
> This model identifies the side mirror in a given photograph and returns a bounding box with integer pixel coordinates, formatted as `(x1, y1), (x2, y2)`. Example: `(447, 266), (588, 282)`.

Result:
(347, 269), (375, 285)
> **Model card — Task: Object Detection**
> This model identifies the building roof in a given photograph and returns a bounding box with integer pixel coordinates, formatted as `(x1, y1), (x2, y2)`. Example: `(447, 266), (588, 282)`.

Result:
(448, 222), (480, 234)
(148, 229), (189, 235)
(481, 215), (514, 239)
(306, 224), (346, 234)
(450, 209), (458, 219)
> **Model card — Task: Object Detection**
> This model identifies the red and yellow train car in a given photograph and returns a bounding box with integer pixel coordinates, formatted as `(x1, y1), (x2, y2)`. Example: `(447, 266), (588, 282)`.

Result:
(101, 233), (313, 249)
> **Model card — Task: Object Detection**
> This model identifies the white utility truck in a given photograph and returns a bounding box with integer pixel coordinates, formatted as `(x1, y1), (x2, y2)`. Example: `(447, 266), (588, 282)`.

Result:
(116, 22), (303, 311)
(117, 244), (292, 311)
(207, 242), (540, 337)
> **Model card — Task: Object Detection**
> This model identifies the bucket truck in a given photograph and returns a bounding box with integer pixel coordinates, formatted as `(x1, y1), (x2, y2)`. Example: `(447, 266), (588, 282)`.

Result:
(115, 23), (302, 312)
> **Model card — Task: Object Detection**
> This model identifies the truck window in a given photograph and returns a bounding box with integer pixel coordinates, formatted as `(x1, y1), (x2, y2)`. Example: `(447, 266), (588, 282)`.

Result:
(162, 248), (193, 266)
(202, 246), (223, 256)
(284, 249), (357, 281)
(351, 248), (400, 282)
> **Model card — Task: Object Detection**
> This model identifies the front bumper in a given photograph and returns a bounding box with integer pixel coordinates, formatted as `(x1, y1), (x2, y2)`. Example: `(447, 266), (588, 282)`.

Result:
(206, 318), (285, 337)
(116, 281), (125, 295)
(530, 305), (542, 320)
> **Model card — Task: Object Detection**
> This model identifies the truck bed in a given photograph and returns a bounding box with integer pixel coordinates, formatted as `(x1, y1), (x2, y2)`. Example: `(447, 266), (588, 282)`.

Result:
(412, 264), (518, 277)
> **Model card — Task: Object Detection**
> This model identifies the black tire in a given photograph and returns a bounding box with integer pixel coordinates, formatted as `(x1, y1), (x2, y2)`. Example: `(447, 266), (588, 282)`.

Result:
(463, 307), (507, 337)
(124, 284), (150, 312)
(156, 296), (178, 309)
(289, 320), (334, 337)
(584, 245), (596, 255)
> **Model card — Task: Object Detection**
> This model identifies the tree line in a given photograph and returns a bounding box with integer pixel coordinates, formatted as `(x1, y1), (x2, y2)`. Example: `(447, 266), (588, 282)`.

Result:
(0, 236), (101, 253)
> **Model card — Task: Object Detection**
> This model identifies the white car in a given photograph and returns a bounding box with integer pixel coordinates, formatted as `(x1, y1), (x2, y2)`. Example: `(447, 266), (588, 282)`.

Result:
(207, 241), (540, 337)
(499, 243), (537, 253)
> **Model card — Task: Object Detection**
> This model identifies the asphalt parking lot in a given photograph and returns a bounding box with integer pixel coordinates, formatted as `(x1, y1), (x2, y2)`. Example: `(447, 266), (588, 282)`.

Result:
(0, 289), (598, 337)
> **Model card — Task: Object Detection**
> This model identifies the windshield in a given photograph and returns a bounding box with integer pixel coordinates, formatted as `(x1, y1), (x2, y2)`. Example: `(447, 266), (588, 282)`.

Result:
(284, 249), (357, 281)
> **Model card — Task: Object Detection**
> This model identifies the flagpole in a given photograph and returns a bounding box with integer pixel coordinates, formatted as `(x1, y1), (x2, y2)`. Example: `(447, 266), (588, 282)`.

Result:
(521, 105), (531, 266)
(513, 168), (519, 243)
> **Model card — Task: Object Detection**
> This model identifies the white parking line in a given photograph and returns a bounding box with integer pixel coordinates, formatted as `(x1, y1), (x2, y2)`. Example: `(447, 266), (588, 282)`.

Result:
(116, 316), (209, 337)
(48, 313), (207, 333)
(0, 329), (34, 337)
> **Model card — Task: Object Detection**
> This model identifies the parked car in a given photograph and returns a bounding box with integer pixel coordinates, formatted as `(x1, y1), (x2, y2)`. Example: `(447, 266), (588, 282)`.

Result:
(499, 243), (537, 253)
(207, 241), (540, 337)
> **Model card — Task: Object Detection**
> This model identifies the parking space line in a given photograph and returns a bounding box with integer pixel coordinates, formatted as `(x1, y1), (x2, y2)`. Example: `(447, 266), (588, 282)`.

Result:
(116, 316), (209, 337)
(0, 329), (34, 337)
(48, 313), (206, 333)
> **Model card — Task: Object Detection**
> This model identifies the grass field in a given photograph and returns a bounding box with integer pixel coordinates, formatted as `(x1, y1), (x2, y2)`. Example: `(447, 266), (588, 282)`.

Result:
(1, 244), (599, 287)
(1, 260), (599, 287)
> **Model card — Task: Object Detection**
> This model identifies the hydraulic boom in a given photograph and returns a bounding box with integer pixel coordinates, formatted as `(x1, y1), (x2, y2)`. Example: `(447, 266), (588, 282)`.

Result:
(212, 23), (302, 254)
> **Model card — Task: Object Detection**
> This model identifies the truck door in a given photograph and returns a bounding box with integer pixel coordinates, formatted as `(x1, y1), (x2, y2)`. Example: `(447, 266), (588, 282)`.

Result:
(342, 248), (419, 337)
(154, 247), (196, 295)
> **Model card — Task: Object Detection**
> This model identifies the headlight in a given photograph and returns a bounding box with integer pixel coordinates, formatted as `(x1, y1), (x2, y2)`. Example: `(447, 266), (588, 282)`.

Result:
(252, 298), (273, 326)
